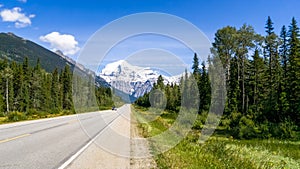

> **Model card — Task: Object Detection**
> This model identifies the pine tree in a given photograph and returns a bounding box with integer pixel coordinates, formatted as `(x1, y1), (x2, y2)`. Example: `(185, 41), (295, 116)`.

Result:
(61, 65), (73, 111)
(264, 16), (282, 122)
(247, 49), (266, 120)
(279, 25), (289, 119)
(192, 53), (200, 81)
(287, 17), (300, 124)
(21, 57), (30, 112)
(30, 59), (43, 110)
(280, 25), (289, 84)
(86, 74), (97, 108)
(51, 68), (60, 112)
(41, 73), (51, 112)
(21, 82), (29, 113)
(12, 62), (24, 111)
(227, 57), (239, 114)
(199, 61), (211, 112)
(154, 75), (164, 90)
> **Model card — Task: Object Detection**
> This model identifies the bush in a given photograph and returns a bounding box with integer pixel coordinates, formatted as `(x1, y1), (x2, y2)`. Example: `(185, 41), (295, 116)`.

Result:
(7, 112), (27, 122)
(51, 108), (60, 114)
(269, 121), (297, 139)
(0, 112), (5, 117)
(237, 116), (258, 139)
(258, 122), (272, 139)
(26, 108), (39, 116)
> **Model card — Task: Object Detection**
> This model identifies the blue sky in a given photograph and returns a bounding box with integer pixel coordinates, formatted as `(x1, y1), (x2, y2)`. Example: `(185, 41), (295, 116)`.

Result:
(1, 0), (300, 71)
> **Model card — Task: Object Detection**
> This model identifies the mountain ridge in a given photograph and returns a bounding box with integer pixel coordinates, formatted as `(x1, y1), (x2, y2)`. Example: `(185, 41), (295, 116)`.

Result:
(0, 32), (109, 87)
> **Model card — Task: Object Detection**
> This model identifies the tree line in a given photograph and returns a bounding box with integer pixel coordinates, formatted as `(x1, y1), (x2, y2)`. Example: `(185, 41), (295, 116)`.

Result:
(0, 58), (114, 121)
(136, 17), (300, 139)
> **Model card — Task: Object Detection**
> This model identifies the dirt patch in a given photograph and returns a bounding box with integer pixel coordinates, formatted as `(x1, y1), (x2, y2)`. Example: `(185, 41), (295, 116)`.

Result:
(130, 112), (157, 169)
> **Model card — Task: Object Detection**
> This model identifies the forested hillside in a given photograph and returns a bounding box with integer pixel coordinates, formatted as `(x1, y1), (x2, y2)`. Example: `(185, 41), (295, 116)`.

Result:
(136, 17), (300, 139)
(0, 33), (73, 72)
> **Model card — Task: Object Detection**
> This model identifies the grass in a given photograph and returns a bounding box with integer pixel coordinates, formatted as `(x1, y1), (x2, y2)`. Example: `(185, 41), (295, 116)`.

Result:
(132, 105), (300, 169)
(0, 105), (116, 125)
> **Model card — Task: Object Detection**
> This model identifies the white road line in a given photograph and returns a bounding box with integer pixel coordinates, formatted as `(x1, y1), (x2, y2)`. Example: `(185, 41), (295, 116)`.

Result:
(57, 112), (121, 169)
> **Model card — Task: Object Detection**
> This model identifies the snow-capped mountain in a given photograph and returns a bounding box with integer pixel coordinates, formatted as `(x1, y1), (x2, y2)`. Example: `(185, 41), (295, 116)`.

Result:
(100, 60), (182, 98)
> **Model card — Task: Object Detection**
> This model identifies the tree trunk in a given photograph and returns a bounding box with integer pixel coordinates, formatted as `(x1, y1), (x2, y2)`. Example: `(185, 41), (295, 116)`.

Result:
(242, 56), (245, 114)
(6, 79), (9, 113)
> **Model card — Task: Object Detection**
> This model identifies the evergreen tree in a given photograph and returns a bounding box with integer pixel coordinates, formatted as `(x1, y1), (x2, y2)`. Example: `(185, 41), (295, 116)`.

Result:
(264, 16), (282, 122)
(12, 62), (24, 111)
(30, 59), (43, 110)
(51, 68), (60, 112)
(61, 65), (73, 111)
(287, 17), (300, 124)
(199, 61), (211, 112)
(192, 53), (200, 81)
(21, 57), (30, 112)
(279, 25), (289, 119)
(247, 49), (266, 120)
(280, 25), (289, 83)
(41, 73), (51, 112)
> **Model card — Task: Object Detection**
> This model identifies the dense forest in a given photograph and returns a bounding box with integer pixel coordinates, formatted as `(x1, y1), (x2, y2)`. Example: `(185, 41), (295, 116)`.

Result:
(136, 17), (300, 139)
(0, 57), (114, 122)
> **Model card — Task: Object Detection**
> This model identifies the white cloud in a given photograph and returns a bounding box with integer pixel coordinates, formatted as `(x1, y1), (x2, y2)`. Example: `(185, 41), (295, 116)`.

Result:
(18, 0), (27, 3)
(40, 32), (80, 56)
(0, 7), (34, 28)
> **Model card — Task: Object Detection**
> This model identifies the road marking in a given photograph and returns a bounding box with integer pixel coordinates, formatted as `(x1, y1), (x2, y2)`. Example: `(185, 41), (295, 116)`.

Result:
(0, 133), (31, 144)
(57, 112), (122, 169)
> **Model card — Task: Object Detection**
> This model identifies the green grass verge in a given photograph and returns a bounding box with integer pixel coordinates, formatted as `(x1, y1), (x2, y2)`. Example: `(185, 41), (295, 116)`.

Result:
(0, 105), (117, 125)
(132, 105), (300, 169)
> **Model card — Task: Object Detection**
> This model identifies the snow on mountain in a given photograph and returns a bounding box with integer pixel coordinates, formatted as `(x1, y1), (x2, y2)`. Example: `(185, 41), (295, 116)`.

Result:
(100, 60), (182, 98)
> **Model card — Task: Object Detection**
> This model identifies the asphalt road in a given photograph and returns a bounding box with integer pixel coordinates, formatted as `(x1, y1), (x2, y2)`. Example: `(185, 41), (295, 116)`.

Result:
(0, 106), (127, 169)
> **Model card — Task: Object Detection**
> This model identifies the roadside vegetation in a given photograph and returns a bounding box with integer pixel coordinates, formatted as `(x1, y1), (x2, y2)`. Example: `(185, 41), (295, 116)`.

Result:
(132, 105), (300, 169)
(0, 58), (114, 124)
(134, 16), (300, 168)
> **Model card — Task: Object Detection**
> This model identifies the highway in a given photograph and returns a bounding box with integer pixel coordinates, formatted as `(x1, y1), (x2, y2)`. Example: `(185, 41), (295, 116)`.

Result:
(0, 105), (130, 169)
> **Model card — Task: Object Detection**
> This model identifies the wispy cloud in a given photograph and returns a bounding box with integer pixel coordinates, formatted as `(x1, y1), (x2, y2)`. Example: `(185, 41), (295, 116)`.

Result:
(18, 0), (27, 3)
(0, 4), (3, 8)
(0, 7), (34, 28)
(40, 32), (80, 56)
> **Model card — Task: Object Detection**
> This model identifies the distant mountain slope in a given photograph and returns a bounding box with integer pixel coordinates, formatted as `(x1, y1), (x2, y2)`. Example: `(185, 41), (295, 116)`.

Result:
(0, 32), (73, 72)
(0, 32), (109, 87)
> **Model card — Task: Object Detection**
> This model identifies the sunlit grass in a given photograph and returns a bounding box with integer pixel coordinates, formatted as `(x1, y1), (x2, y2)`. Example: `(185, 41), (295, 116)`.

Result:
(132, 106), (300, 169)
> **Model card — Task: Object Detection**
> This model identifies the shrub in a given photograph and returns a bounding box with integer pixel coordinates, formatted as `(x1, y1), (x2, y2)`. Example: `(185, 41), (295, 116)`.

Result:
(51, 108), (60, 114)
(269, 121), (297, 139)
(237, 116), (257, 139)
(7, 111), (27, 122)
(0, 112), (5, 117)
(258, 122), (272, 139)
(26, 108), (39, 116)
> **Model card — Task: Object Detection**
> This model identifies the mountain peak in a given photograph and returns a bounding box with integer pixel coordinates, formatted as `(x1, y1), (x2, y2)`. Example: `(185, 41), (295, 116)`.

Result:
(100, 60), (181, 98)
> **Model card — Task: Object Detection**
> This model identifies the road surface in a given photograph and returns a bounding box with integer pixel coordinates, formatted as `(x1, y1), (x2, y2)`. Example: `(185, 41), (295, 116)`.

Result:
(0, 105), (132, 169)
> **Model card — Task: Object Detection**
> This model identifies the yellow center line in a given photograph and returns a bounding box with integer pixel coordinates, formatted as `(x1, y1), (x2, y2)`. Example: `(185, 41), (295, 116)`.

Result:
(0, 133), (31, 144)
